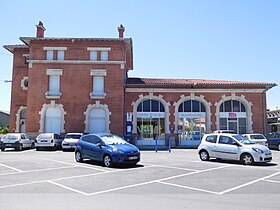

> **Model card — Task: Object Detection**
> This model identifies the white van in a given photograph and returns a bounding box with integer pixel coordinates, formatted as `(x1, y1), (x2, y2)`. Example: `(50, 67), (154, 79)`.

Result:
(0, 133), (35, 151)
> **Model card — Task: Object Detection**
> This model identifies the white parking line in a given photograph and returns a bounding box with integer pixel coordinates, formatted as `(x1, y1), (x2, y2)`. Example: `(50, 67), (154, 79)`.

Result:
(0, 163), (23, 172)
(41, 158), (109, 172)
(218, 171), (280, 195)
(264, 179), (280, 184)
(158, 181), (219, 194)
(47, 181), (89, 196)
(86, 165), (231, 196)
(0, 165), (78, 176)
(141, 163), (199, 172)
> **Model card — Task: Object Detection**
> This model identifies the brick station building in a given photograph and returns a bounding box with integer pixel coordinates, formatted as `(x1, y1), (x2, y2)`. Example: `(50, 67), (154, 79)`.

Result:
(4, 22), (276, 148)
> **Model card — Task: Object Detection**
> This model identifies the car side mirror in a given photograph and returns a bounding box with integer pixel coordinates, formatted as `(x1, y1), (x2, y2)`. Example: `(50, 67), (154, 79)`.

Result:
(232, 141), (240, 146)
(96, 142), (103, 148)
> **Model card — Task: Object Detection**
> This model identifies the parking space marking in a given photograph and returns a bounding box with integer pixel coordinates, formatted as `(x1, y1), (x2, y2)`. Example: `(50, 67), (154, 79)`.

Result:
(0, 165), (77, 176)
(47, 181), (89, 196)
(264, 179), (280, 184)
(0, 163), (23, 172)
(142, 163), (199, 172)
(158, 181), (219, 194)
(41, 158), (109, 172)
(84, 165), (231, 196)
(218, 171), (280, 195)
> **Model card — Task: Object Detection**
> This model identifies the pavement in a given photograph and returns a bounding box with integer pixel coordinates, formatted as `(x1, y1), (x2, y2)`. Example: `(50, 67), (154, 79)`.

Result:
(0, 148), (279, 210)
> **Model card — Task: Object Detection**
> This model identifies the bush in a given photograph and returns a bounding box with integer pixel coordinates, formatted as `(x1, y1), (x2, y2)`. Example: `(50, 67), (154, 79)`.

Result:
(0, 125), (9, 134)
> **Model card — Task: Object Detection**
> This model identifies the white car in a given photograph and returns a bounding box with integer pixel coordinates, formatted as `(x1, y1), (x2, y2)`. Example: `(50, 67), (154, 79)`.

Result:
(35, 133), (63, 150)
(62, 133), (83, 151)
(242, 133), (268, 146)
(198, 133), (272, 165)
(0, 133), (35, 151)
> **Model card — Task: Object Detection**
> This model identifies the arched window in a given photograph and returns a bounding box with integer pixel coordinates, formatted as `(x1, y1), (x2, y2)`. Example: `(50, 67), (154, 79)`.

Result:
(137, 100), (165, 140)
(45, 108), (62, 134)
(89, 108), (106, 133)
(178, 100), (206, 142)
(219, 100), (247, 134)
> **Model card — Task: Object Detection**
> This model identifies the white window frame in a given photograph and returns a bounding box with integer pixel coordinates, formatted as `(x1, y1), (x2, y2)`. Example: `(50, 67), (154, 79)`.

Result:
(45, 69), (63, 99)
(57, 50), (64, 60)
(101, 51), (108, 61)
(90, 69), (107, 99)
(90, 51), (98, 61)
(46, 50), (54, 60)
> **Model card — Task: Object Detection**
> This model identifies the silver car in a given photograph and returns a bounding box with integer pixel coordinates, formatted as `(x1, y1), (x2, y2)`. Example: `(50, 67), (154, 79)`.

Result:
(62, 133), (83, 151)
(0, 133), (35, 151)
(35, 133), (62, 150)
(242, 133), (268, 146)
(198, 133), (272, 165)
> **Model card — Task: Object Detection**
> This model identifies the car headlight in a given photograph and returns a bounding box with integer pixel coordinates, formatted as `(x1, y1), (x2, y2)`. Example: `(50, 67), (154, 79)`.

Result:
(112, 148), (125, 154)
(253, 148), (263, 153)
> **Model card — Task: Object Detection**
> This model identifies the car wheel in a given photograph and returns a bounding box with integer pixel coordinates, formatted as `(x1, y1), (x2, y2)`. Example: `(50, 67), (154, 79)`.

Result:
(199, 150), (209, 161)
(1, 148), (5, 151)
(53, 144), (57, 151)
(103, 155), (113, 167)
(16, 144), (23, 151)
(31, 142), (35, 149)
(75, 151), (83, 162)
(241, 153), (254, 165)
(278, 144), (280, 151)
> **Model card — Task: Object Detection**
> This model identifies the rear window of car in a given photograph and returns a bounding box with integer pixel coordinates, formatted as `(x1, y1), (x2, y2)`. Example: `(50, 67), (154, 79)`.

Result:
(38, 134), (52, 139)
(250, 134), (265, 140)
(65, 134), (81, 139)
(205, 135), (217, 143)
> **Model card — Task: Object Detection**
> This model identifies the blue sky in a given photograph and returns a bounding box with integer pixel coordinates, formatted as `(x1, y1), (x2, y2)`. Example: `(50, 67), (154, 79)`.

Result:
(0, 0), (279, 112)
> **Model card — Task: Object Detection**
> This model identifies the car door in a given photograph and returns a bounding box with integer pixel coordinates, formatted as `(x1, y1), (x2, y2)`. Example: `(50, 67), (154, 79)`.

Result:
(215, 135), (239, 160)
(21, 134), (29, 148)
(268, 133), (280, 149)
(80, 136), (95, 159)
(89, 135), (104, 161)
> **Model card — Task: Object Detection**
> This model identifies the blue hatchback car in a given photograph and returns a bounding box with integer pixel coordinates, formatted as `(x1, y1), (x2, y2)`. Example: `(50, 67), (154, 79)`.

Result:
(75, 133), (140, 167)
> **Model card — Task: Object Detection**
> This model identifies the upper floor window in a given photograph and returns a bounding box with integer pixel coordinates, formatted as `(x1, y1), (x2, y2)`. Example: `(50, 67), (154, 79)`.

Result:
(44, 47), (67, 61)
(219, 100), (245, 112)
(46, 50), (54, 60)
(90, 51), (98, 61)
(87, 47), (111, 61)
(57, 50), (64, 60)
(90, 69), (107, 99)
(101, 51), (108, 61)
(45, 69), (63, 99)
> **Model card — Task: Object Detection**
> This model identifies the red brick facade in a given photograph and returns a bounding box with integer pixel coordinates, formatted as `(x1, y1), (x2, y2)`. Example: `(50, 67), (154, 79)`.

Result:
(4, 22), (276, 146)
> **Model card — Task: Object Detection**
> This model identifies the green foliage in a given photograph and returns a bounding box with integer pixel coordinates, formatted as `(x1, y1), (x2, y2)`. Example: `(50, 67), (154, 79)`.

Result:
(0, 125), (9, 134)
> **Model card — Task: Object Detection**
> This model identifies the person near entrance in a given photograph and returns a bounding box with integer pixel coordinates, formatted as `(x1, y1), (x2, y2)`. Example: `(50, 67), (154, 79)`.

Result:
(153, 123), (159, 140)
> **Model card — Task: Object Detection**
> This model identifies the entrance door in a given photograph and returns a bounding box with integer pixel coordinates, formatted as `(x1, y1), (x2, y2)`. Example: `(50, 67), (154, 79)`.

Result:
(20, 119), (26, 133)
(228, 119), (238, 133)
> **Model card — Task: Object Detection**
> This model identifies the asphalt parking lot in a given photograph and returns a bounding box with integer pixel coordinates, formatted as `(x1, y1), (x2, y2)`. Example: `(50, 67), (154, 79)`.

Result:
(0, 148), (280, 210)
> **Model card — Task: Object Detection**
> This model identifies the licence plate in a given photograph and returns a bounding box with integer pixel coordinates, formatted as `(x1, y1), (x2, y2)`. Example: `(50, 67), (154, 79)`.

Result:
(129, 156), (138, 160)
(5, 144), (12, 146)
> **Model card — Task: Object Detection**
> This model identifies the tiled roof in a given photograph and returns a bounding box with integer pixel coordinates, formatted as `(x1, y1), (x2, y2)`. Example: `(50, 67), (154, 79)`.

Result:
(126, 77), (277, 89)
(3, 44), (28, 53)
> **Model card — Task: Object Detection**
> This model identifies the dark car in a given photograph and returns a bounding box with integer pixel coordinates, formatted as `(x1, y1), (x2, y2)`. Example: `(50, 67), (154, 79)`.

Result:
(267, 132), (280, 151)
(75, 133), (140, 167)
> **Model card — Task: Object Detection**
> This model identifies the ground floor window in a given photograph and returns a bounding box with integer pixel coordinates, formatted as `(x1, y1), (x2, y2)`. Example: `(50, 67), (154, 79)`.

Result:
(219, 117), (247, 134)
(89, 108), (106, 133)
(178, 117), (205, 141)
(45, 108), (62, 134)
(137, 118), (165, 140)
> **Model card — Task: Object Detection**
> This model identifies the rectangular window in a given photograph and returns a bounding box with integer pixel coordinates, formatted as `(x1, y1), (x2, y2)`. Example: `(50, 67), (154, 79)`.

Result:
(46, 50), (54, 60)
(101, 51), (108, 61)
(90, 51), (98, 61)
(57, 50), (64, 60)
(93, 77), (104, 96)
(49, 75), (60, 95)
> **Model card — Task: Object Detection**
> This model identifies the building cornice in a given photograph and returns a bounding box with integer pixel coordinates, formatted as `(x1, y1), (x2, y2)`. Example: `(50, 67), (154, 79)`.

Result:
(27, 59), (125, 68)
(125, 88), (268, 93)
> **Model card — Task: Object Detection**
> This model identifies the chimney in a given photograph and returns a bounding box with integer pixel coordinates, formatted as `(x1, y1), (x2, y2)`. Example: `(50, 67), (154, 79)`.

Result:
(36, 21), (46, 38)
(118, 24), (125, 39)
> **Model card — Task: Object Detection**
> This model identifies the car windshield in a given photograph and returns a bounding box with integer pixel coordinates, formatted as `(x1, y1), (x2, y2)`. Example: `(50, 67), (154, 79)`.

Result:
(232, 135), (255, 144)
(38, 134), (52, 139)
(65, 134), (81, 139)
(101, 135), (128, 145)
(250, 134), (265, 140)
(2, 135), (18, 140)
(189, 131), (201, 135)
